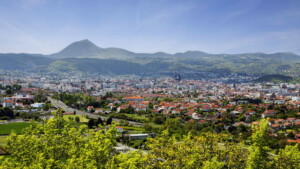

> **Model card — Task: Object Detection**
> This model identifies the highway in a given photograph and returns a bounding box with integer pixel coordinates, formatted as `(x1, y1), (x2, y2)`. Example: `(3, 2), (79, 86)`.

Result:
(48, 97), (143, 126)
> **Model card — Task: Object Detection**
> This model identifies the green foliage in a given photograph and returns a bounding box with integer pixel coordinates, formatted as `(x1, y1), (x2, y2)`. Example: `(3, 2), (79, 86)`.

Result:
(75, 116), (80, 123)
(88, 119), (95, 129)
(2, 47), (300, 76)
(255, 74), (293, 83)
(53, 92), (101, 110)
(153, 116), (165, 125)
(202, 157), (225, 169)
(1, 111), (300, 168)
(0, 110), (117, 168)
(106, 117), (113, 125)
(34, 92), (48, 103)
(111, 131), (248, 168)
(0, 107), (14, 119)
(246, 119), (271, 169)
(274, 144), (300, 168)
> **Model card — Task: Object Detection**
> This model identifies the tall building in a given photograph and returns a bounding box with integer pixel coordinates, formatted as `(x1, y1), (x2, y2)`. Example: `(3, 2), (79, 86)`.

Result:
(174, 73), (181, 82)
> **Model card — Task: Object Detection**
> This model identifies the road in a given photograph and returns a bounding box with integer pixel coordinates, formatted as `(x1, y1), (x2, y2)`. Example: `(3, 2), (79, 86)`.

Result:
(48, 97), (143, 126)
(0, 119), (26, 124)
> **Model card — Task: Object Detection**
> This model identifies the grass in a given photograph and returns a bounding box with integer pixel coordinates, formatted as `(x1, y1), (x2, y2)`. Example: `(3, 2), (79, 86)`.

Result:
(63, 115), (89, 123)
(148, 123), (163, 128)
(0, 122), (31, 135)
(125, 114), (149, 121)
(0, 136), (8, 145)
(121, 126), (145, 131)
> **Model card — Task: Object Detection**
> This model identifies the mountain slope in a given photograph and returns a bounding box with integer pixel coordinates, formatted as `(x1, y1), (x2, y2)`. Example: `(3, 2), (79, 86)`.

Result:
(50, 39), (135, 60)
(0, 53), (53, 70)
(1, 40), (300, 76)
(50, 39), (101, 58)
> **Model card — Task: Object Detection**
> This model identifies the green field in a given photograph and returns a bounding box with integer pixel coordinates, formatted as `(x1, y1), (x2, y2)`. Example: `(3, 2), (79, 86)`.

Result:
(63, 115), (89, 123)
(0, 122), (31, 135)
(124, 114), (149, 122)
(0, 136), (8, 145)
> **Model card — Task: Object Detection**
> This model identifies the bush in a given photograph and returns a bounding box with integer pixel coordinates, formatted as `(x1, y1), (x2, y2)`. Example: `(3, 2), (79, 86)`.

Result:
(0, 116), (10, 120)
(75, 116), (80, 123)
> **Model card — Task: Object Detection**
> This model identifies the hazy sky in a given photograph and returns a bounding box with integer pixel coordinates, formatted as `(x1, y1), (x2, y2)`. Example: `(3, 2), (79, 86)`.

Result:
(0, 0), (300, 54)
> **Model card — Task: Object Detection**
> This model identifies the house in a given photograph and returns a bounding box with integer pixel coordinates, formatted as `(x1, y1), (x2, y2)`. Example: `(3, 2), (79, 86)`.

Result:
(3, 100), (13, 108)
(262, 113), (274, 118)
(124, 133), (154, 141)
(287, 139), (300, 144)
(136, 105), (147, 111)
(95, 108), (103, 114)
(271, 123), (281, 130)
(283, 122), (292, 129)
(15, 102), (24, 107)
(117, 105), (129, 113)
(192, 113), (201, 120)
(171, 109), (181, 115)
(87, 106), (94, 112)
(115, 126), (124, 133)
(31, 103), (45, 108)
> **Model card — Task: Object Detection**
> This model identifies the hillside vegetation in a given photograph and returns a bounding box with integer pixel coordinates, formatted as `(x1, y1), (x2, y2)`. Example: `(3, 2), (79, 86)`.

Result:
(0, 110), (299, 168)
(1, 40), (300, 76)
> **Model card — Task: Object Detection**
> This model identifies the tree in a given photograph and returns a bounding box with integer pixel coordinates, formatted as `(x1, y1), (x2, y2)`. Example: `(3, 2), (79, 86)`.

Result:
(75, 116), (80, 123)
(5, 89), (13, 95)
(96, 117), (103, 126)
(246, 119), (270, 169)
(106, 117), (113, 125)
(34, 92), (48, 103)
(87, 119), (95, 129)
(12, 84), (22, 91)
(153, 116), (165, 125)
(202, 157), (225, 169)
(274, 144), (300, 168)
(286, 132), (295, 140)
(109, 130), (247, 168)
(0, 110), (117, 168)
(0, 107), (15, 119)
(43, 103), (51, 111)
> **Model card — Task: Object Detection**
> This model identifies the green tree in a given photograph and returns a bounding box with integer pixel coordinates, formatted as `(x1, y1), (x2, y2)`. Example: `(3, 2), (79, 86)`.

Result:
(88, 119), (95, 128)
(274, 144), (300, 169)
(75, 116), (80, 123)
(153, 116), (165, 125)
(0, 110), (117, 168)
(96, 117), (104, 126)
(5, 89), (13, 95)
(246, 119), (270, 169)
(106, 117), (113, 125)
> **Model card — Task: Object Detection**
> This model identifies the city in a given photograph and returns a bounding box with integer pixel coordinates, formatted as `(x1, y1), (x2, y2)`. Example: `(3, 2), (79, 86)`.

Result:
(1, 0), (300, 168)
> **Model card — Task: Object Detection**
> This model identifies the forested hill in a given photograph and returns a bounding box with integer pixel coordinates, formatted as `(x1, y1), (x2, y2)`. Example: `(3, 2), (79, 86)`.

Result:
(1, 40), (300, 76)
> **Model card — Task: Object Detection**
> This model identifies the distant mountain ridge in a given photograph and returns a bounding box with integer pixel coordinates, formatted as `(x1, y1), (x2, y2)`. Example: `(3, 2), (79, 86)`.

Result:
(1, 39), (300, 76)
(49, 39), (300, 60)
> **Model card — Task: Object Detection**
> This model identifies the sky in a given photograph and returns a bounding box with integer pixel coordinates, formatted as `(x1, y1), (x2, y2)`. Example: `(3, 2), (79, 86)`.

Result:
(0, 0), (300, 54)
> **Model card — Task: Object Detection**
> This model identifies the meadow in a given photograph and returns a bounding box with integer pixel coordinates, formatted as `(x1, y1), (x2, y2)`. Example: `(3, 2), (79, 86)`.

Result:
(0, 122), (31, 135)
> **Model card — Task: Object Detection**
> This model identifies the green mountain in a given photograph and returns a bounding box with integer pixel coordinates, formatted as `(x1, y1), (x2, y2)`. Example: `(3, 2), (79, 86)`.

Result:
(1, 39), (300, 76)
(0, 53), (52, 70)
(254, 74), (293, 83)
(50, 39), (135, 60)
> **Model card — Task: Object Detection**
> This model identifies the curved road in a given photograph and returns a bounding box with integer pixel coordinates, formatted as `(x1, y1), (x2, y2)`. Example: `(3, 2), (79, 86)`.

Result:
(48, 97), (143, 126)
